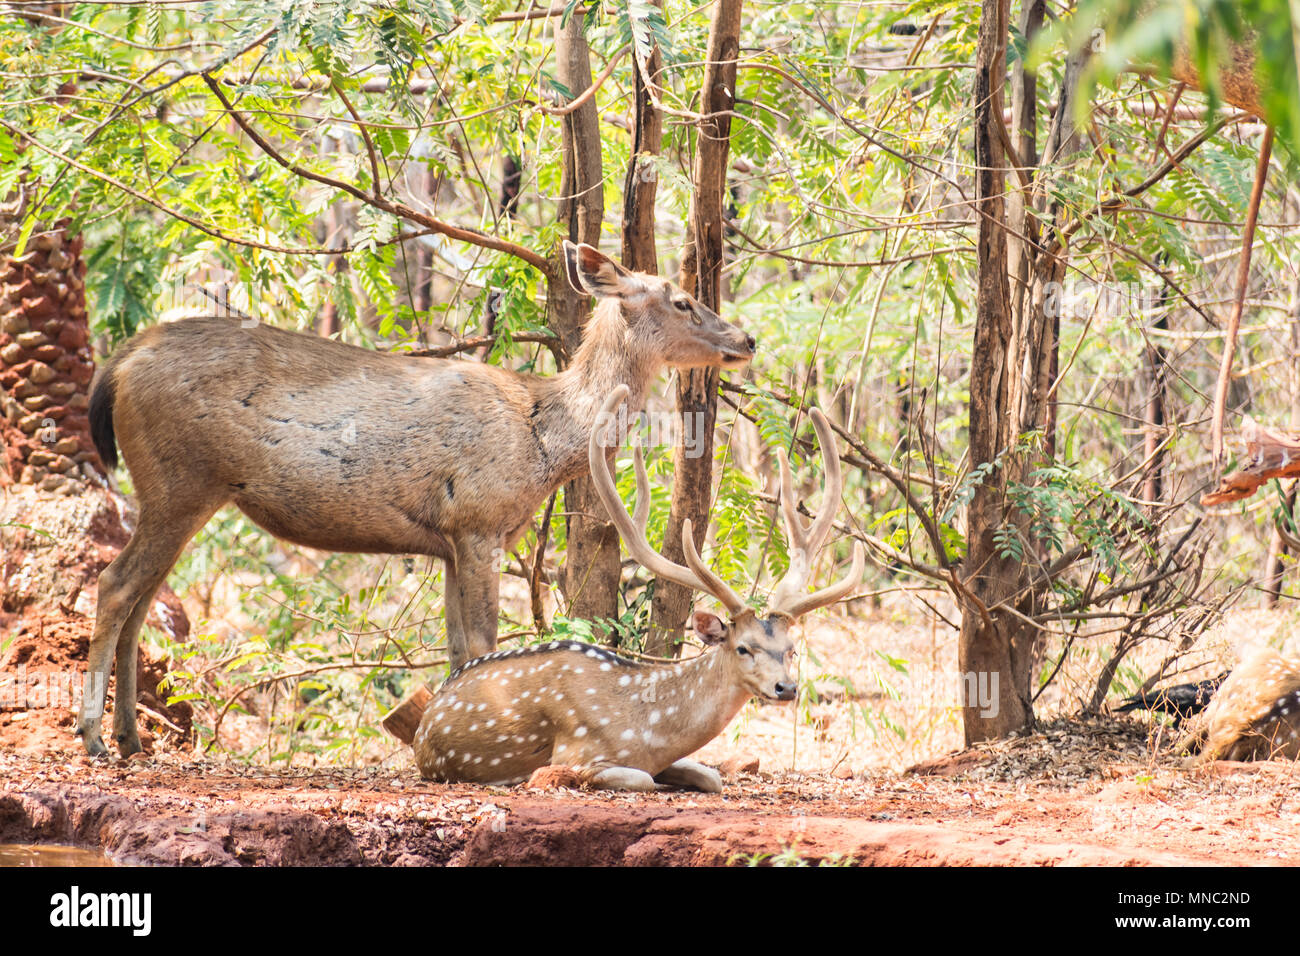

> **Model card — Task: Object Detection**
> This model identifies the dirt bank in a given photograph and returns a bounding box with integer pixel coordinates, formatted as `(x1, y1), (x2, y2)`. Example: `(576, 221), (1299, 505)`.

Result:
(3, 717), (1298, 866)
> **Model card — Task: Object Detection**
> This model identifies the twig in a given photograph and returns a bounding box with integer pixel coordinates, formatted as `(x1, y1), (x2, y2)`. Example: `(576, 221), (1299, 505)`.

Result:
(201, 74), (552, 274)
(536, 44), (632, 116)
(0, 117), (443, 257)
(331, 78), (384, 201)
(720, 380), (951, 566)
(396, 331), (562, 360)
(1211, 125), (1274, 465)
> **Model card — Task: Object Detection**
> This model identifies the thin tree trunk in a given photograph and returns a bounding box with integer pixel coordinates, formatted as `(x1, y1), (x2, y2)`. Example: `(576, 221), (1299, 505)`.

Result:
(621, 9), (664, 274)
(1143, 309), (1168, 507)
(551, 15), (619, 629)
(1264, 276), (1300, 607)
(647, 0), (744, 657)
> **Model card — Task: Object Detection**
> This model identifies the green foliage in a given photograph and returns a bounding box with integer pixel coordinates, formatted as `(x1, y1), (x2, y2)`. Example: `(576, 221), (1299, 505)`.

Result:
(2, 0), (1295, 764)
(1074, 0), (1300, 154)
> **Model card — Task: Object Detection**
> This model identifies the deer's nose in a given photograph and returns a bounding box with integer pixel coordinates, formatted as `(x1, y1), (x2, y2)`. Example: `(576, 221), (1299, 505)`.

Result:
(775, 680), (797, 701)
(744, 333), (757, 353)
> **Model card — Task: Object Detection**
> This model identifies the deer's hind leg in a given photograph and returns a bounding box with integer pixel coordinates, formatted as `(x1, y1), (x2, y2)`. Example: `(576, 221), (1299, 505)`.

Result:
(78, 501), (219, 757)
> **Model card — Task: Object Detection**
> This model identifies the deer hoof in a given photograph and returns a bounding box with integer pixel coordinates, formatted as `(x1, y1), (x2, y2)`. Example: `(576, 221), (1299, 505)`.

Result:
(589, 767), (657, 791)
(114, 731), (143, 758)
(655, 759), (723, 793)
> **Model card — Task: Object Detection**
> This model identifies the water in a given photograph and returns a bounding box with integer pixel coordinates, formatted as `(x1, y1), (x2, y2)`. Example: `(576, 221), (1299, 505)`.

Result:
(0, 843), (115, 867)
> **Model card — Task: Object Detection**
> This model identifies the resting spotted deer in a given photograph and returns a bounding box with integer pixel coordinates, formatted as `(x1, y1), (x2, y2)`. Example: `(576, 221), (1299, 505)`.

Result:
(412, 385), (864, 791)
(78, 242), (754, 757)
(1177, 645), (1300, 762)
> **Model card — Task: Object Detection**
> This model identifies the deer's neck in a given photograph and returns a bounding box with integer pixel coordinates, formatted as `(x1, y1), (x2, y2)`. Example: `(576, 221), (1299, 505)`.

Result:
(532, 301), (660, 485)
(638, 651), (752, 758)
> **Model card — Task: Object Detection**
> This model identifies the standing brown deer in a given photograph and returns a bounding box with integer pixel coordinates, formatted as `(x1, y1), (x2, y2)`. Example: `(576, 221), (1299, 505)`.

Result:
(412, 385), (864, 791)
(78, 242), (755, 757)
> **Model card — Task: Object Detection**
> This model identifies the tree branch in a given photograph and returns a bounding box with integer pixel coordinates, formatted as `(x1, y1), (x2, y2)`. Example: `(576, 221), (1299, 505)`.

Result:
(1211, 125), (1273, 465)
(201, 73), (551, 275)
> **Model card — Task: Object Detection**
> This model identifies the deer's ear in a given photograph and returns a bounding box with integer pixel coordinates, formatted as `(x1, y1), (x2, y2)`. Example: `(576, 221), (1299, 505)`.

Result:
(693, 611), (728, 645)
(563, 241), (640, 298)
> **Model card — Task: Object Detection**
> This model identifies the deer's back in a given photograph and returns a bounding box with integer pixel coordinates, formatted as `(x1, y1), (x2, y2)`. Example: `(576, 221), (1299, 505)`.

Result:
(414, 641), (654, 785)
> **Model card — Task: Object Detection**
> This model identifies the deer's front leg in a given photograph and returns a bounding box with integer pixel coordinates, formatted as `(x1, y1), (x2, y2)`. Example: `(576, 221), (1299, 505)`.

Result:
(654, 758), (723, 793)
(449, 534), (502, 668)
(442, 557), (468, 669)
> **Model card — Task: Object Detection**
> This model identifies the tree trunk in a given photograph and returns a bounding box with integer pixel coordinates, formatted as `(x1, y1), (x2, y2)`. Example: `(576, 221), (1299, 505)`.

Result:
(647, 0), (744, 657)
(959, 1), (1094, 744)
(621, 8), (664, 274)
(551, 16), (619, 629)
(961, 0), (1027, 743)
(0, 191), (192, 752)
(0, 200), (100, 489)
(1142, 309), (1168, 507)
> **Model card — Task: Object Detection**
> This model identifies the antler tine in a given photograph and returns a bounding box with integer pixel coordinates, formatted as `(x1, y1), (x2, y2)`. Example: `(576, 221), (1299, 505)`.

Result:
(776, 447), (809, 550)
(802, 408), (843, 554)
(770, 407), (858, 617)
(588, 386), (742, 613)
(681, 518), (749, 618)
(780, 541), (865, 619)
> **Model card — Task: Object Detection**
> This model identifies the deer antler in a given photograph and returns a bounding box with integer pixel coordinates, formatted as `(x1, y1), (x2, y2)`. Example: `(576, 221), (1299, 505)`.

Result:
(769, 408), (865, 619)
(589, 386), (749, 617)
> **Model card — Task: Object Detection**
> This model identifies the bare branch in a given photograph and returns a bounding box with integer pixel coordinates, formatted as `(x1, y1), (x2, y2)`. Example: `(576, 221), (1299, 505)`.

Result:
(201, 74), (552, 275)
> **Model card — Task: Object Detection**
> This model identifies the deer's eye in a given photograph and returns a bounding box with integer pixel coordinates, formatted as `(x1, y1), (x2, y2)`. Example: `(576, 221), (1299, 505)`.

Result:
(673, 298), (692, 312)
(737, 645), (752, 657)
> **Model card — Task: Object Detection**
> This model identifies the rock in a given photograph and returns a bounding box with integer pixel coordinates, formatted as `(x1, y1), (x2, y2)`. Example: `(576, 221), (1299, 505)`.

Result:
(15, 331), (48, 349)
(28, 362), (54, 384)
(526, 765), (583, 790)
(832, 765), (854, 780)
(0, 342), (23, 365)
(719, 755), (760, 776)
